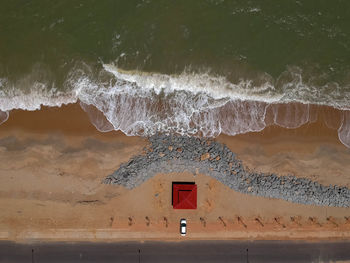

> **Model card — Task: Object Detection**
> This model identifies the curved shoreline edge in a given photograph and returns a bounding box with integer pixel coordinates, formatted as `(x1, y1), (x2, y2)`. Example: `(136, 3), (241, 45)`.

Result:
(104, 135), (350, 207)
(2, 99), (350, 149)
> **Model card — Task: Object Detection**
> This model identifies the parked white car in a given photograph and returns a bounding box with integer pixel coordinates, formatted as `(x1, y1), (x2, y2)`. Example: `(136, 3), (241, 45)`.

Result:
(180, 218), (187, 236)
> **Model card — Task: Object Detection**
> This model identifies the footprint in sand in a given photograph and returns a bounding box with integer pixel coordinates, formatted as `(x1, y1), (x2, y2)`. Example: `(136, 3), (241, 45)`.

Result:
(145, 216), (150, 226)
(128, 217), (134, 226)
(200, 217), (206, 227)
(204, 199), (214, 212)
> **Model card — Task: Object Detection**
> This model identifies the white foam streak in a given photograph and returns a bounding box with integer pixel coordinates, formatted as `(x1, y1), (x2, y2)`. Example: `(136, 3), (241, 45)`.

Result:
(103, 64), (281, 103)
(338, 111), (350, 148)
(76, 66), (271, 137)
(268, 103), (310, 129)
(0, 87), (78, 112)
(80, 102), (114, 132)
(1, 64), (350, 149)
(0, 111), (9, 125)
(0, 69), (78, 112)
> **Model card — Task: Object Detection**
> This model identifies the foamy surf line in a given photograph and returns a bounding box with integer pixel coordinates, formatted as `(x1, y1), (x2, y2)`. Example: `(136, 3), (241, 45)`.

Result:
(0, 64), (350, 147)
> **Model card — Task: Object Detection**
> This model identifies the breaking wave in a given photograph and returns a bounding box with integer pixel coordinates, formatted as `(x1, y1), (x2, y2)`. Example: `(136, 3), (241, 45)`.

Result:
(1, 63), (350, 148)
(0, 65), (78, 112)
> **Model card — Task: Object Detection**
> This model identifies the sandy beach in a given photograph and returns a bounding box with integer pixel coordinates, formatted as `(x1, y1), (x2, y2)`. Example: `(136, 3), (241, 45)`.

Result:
(0, 103), (350, 242)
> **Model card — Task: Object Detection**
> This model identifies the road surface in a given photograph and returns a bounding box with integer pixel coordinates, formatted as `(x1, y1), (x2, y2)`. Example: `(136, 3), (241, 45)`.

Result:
(1, 240), (350, 262)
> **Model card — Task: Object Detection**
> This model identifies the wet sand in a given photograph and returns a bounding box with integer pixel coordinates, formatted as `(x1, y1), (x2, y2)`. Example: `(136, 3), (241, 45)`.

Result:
(0, 103), (350, 241)
(218, 120), (350, 188)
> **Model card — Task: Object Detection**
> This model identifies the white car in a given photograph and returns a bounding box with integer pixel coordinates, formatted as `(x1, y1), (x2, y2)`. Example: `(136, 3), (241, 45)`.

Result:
(180, 218), (187, 236)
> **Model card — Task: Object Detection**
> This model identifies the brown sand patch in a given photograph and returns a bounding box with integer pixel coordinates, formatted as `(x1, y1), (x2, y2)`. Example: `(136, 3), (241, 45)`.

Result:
(0, 103), (350, 241)
(217, 119), (350, 187)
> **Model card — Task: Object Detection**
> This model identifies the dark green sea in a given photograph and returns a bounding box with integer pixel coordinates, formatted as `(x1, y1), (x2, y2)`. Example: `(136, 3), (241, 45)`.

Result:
(0, 1), (350, 146)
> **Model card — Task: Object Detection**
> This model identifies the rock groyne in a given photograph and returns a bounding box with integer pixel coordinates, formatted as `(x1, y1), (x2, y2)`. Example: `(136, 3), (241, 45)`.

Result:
(104, 135), (350, 207)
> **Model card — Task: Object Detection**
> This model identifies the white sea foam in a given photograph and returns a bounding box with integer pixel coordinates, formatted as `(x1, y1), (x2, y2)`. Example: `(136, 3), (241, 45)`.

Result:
(0, 86), (77, 112)
(77, 65), (275, 136)
(338, 111), (350, 148)
(0, 67), (78, 112)
(0, 110), (9, 125)
(266, 103), (312, 129)
(102, 64), (282, 103)
(1, 63), (350, 148)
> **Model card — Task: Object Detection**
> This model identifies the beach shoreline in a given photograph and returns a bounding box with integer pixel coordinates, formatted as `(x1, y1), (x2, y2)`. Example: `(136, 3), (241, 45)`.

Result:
(0, 103), (350, 242)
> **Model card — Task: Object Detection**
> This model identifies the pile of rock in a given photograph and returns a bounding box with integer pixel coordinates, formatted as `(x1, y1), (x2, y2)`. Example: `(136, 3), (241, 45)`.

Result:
(104, 134), (350, 207)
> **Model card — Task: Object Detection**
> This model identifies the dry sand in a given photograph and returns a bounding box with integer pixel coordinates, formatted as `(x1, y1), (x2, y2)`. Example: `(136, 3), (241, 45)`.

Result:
(0, 103), (350, 241)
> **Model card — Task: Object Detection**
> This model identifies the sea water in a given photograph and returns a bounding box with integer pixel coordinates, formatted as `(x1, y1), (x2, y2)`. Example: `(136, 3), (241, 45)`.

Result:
(0, 0), (350, 146)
